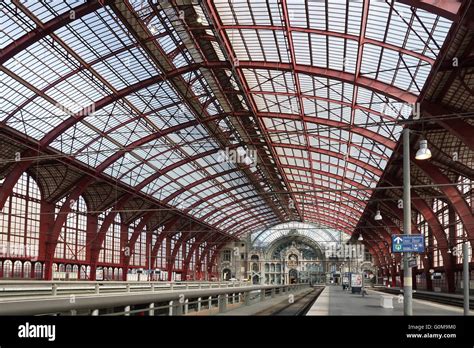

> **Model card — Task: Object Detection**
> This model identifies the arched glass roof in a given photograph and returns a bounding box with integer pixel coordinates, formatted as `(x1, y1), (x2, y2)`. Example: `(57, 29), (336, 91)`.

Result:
(251, 221), (348, 249)
(0, 0), (456, 237)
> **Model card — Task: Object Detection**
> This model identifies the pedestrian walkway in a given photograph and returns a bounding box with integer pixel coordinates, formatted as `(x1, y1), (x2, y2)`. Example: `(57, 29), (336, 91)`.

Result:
(307, 285), (473, 316)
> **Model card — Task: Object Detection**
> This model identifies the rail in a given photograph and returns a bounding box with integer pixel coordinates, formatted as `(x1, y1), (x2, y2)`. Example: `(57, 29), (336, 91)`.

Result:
(0, 280), (250, 298)
(0, 281), (310, 316)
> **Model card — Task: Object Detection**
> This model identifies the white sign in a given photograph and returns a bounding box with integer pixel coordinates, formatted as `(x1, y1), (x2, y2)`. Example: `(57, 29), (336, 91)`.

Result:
(351, 273), (362, 287)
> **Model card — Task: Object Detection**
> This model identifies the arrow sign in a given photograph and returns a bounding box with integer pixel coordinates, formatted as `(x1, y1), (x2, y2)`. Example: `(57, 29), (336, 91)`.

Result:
(394, 236), (403, 244)
(391, 234), (425, 253)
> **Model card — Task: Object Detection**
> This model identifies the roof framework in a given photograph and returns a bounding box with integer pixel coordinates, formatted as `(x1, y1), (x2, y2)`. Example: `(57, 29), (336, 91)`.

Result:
(0, 0), (469, 244)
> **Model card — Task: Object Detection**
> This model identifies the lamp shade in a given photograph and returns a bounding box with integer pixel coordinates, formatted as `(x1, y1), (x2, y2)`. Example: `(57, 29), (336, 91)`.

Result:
(415, 139), (432, 160)
(374, 210), (382, 221)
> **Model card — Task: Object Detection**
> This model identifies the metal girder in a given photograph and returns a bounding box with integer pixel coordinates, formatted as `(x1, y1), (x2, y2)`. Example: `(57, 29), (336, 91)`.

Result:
(413, 157), (474, 240)
(253, 111), (397, 150)
(220, 214), (280, 235)
(397, 0), (462, 20)
(74, 115), (221, 161)
(213, 205), (278, 230)
(407, 190), (456, 291)
(182, 231), (210, 277)
(129, 148), (223, 192)
(192, 192), (274, 227)
(278, 0), (319, 232)
(112, 1), (285, 224)
(232, 61), (418, 104)
(360, 228), (391, 266)
(150, 217), (180, 266)
(280, 160), (378, 186)
(184, 183), (252, 213)
(43, 176), (96, 275)
(161, 168), (239, 204)
(273, 143), (383, 175)
(0, 64), (207, 208)
(300, 209), (360, 227)
(0, 0), (109, 65)
(241, 90), (397, 123)
(39, 64), (204, 147)
(384, 174), (454, 250)
(167, 232), (189, 279)
(422, 102), (474, 151)
(167, 225), (203, 279)
(219, 24), (435, 65)
(195, 233), (221, 270)
(199, 197), (273, 223)
(123, 210), (157, 270)
(0, 149), (37, 210)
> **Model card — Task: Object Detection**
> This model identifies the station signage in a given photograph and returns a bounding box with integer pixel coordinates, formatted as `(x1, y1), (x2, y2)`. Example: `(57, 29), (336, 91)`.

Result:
(391, 234), (425, 253)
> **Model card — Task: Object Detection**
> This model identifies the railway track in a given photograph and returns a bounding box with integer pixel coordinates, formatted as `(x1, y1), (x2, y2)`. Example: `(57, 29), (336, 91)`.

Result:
(373, 287), (474, 310)
(256, 286), (324, 316)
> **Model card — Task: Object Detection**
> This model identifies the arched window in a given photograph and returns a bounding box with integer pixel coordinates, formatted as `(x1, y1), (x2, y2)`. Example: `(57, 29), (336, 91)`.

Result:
(13, 260), (22, 278)
(34, 262), (42, 279)
(65, 264), (72, 273)
(3, 260), (12, 278)
(252, 262), (258, 272)
(223, 249), (231, 261)
(54, 196), (87, 261)
(80, 265), (87, 279)
(98, 211), (121, 264)
(0, 173), (41, 261)
(23, 261), (31, 278)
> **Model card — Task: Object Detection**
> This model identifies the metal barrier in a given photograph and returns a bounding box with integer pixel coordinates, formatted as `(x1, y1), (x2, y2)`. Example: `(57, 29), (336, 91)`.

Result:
(0, 281), (309, 316)
(0, 280), (250, 298)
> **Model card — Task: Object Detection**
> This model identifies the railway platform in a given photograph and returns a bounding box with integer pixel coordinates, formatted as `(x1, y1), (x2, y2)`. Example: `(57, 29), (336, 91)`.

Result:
(307, 285), (474, 316)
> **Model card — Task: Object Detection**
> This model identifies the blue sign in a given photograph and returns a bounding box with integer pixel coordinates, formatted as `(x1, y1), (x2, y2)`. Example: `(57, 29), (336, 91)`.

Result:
(391, 234), (425, 253)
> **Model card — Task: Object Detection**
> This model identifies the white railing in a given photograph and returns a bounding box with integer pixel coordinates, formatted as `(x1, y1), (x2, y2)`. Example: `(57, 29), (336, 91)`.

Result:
(0, 280), (252, 297)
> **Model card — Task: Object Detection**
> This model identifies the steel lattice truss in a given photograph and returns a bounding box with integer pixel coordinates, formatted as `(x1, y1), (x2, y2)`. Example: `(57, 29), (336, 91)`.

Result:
(0, 0), (466, 239)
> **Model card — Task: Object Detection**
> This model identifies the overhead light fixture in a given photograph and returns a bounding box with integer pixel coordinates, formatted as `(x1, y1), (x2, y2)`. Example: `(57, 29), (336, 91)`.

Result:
(447, 248), (452, 254)
(415, 139), (432, 160)
(358, 234), (363, 241)
(196, 15), (203, 23)
(374, 209), (382, 221)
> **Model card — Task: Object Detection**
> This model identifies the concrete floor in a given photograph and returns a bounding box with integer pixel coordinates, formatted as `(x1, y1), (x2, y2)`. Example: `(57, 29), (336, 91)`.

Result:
(307, 285), (474, 316)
